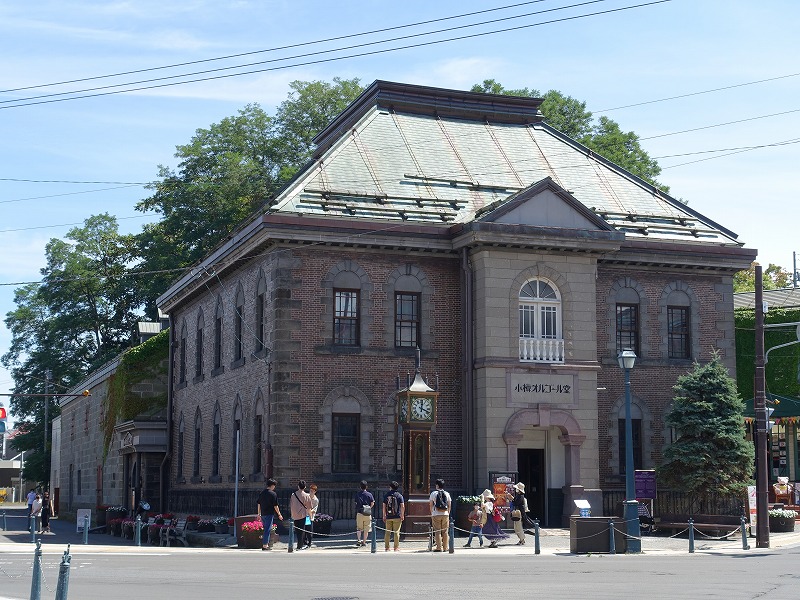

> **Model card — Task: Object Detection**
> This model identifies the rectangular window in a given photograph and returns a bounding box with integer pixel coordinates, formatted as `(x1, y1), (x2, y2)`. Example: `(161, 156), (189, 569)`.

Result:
(195, 328), (203, 378)
(667, 306), (690, 359)
(618, 418), (643, 475)
(540, 306), (558, 339)
(616, 304), (639, 354)
(519, 304), (535, 338)
(333, 289), (359, 346)
(332, 413), (359, 473)
(395, 293), (420, 347)
(214, 316), (223, 369)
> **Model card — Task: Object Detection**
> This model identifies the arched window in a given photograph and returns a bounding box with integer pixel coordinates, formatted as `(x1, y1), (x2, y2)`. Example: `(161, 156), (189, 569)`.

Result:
(213, 299), (224, 374)
(231, 401), (242, 478)
(666, 290), (691, 359)
(212, 405), (221, 477)
(178, 320), (187, 385)
(333, 270), (362, 346)
(195, 310), (204, 379)
(193, 409), (202, 478)
(233, 287), (245, 364)
(177, 414), (185, 480)
(253, 392), (265, 475)
(518, 279), (563, 362)
(255, 273), (267, 354)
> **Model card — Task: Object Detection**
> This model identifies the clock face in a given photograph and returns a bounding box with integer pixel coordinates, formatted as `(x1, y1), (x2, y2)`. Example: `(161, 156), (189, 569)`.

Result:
(399, 400), (408, 422)
(410, 397), (433, 421)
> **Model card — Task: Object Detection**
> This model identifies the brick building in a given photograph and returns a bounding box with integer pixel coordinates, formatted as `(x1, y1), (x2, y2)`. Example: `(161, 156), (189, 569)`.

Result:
(158, 81), (755, 525)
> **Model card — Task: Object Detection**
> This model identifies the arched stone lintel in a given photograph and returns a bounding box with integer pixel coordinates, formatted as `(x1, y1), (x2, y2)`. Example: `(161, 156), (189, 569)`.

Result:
(503, 407), (583, 442)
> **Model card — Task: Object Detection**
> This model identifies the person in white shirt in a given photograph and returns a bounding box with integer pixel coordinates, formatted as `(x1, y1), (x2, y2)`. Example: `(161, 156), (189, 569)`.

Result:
(428, 479), (452, 552)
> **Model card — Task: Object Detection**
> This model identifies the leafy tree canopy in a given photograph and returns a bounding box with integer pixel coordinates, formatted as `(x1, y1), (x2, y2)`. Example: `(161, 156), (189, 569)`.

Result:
(733, 261), (793, 292)
(658, 355), (754, 506)
(471, 79), (665, 191)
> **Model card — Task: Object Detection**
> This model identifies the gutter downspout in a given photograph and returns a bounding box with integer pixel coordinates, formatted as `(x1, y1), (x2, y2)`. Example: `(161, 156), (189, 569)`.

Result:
(461, 248), (475, 492)
(160, 314), (174, 514)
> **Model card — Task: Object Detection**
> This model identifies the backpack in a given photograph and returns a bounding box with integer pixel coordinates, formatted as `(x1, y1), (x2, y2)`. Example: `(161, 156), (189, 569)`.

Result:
(386, 493), (400, 518)
(434, 490), (448, 510)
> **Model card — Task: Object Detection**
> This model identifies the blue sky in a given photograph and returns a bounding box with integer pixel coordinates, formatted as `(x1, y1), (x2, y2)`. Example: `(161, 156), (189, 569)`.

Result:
(1, 0), (798, 422)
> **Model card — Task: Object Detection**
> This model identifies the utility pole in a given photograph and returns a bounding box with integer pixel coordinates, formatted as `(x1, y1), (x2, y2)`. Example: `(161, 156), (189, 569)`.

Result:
(754, 265), (769, 548)
(44, 370), (52, 463)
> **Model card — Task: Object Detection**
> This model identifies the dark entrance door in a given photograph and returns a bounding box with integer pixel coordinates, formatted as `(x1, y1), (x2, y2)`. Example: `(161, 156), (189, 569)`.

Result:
(517, 449), (546, 525)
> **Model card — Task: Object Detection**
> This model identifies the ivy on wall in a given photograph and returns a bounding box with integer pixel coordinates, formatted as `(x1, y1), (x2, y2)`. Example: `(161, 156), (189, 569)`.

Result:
(102, 329), (169, 456)
(735, 307), (800, 402)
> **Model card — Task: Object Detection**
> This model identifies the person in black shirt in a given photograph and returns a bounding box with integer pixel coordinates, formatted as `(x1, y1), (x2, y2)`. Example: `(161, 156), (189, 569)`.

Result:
(382, 481), (405, 552)
(257, 478), (284, 550)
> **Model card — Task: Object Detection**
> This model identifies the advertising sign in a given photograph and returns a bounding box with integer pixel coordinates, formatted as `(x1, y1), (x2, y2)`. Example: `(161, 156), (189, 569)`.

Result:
(489, 471), (517, 507)
(76, 509), (91, 533)
(748, 485), (757, 530)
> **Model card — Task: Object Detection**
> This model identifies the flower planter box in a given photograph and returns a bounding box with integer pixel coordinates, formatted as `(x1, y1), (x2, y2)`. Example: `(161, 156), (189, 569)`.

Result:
(769, 517), (796, 533)
(314, 520), (332, 537)
(186, 522), (198, 531)
(215, 524), (228, 534)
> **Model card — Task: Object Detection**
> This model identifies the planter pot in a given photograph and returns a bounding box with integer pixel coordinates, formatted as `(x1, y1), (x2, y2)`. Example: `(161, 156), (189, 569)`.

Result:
(97, 511), (107, 527)
(454, 504), (472, 537)
(186, 522), (198, 531)
(314, 520), (332, 537)
(229, 525), (236, 535)
(240, 533), (263, 549)
(215, 524), (228, 534)
(769, 517), (796, 533)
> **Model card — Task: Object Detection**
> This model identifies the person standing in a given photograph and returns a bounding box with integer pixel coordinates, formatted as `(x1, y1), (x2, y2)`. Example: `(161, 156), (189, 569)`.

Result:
(26, 489), (36, 515)
(40, 491), (54, 534)
(303, 483), (319, 549)
(289, 480), (313, 551)
(480, 489), (509, 548)
(382, 481), (405, 552)
(257, 477), (283, 551)
(428, 478), (451, 552)
(31, 493), (42, 534)
(354, 480), (375, 547)
(508, 482), (528, 545)
(463, 502), (485, 547)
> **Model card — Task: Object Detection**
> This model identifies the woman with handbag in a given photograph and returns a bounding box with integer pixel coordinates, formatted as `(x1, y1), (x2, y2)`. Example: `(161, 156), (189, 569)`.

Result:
(508, 482), (528, 545)
(480, 489), (508, 548)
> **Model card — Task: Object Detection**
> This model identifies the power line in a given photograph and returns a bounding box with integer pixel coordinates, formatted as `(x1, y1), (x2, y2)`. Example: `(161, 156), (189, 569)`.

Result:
(641, 107), (800, 140)
(0, 1), (671, 110)
(1, 0), (609, 106)
(654, 137), (800, 159)
(0, 185), (142, 205)
(0, 213), (157, 234)
(597, 71), (800, 113)
(0, 1), (551, 95)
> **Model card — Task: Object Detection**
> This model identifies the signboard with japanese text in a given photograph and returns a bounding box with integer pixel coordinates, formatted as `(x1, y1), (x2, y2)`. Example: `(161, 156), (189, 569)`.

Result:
(634, 470), (657, 499)
(509, 373), (574, 404)
(748, 485), (757, 530)
(489, 471), (517, 507)
(76, 509), (91, 533)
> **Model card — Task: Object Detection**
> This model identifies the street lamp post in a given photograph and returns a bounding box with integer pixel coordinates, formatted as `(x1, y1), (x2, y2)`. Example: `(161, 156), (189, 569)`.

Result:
(618, 349), (641, 553)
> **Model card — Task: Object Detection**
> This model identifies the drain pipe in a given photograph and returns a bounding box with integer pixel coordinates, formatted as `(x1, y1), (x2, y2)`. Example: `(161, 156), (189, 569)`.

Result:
(160, 314), (174, 513)
(460, 247), (475, 492)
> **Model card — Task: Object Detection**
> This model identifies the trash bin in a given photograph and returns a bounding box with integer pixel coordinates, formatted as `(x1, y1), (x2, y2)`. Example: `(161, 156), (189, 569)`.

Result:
(570, 517), (627, 553)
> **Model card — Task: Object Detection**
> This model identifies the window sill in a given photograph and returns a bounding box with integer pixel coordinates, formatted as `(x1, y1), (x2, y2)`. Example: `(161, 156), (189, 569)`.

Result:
(211, 366), (225, 378)
(209, 475), (222, 484)
(175, 381), (188, 391)
(230, 357), (246, 370)
(192, 374), (205, 384)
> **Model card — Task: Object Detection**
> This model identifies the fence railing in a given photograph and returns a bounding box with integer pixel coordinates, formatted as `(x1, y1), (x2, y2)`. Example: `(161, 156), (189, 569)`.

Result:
(601, 489), (746, 517)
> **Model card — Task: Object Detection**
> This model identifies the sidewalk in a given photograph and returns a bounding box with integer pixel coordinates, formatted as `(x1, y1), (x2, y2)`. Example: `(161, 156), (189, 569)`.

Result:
(2, 503), (800, 556)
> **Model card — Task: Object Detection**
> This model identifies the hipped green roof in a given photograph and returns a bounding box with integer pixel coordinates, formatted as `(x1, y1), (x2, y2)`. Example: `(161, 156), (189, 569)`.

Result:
(744, 393), (800, 418)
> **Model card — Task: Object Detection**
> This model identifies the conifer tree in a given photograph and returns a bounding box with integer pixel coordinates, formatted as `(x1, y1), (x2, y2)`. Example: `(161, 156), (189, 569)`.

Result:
(658, 355), (754, 512)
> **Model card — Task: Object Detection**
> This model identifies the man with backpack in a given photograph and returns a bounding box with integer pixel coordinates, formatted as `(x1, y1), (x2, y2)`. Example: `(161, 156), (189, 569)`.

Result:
(382, 481), (405, 552)
(428, 478), (451, 552)
(354, 480), (375, 548)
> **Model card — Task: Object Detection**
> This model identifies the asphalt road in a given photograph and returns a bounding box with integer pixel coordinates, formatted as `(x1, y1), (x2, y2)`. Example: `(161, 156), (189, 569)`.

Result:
(3, 503), (800, 599)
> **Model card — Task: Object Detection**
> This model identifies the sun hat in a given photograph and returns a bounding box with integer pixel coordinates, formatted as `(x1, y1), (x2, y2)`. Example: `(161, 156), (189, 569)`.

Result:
(481, 489), (494, 500)
(514, 482), (525, 493)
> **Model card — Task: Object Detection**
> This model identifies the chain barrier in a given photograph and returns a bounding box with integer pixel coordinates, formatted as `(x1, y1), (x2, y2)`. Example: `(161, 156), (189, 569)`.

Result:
(38, 553), (56, 594)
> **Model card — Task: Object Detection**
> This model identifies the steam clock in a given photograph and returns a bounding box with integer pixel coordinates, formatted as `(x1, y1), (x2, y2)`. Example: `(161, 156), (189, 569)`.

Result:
(396, 354), (439, 533)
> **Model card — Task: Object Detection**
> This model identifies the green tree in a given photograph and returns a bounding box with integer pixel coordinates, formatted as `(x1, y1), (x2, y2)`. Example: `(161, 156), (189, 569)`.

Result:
(471, 79), (665, 190)
(658, 355), (754, 510)
(2, 214), (140, 483)
(733, 261), (792, 292)
(134, 78), (364, 315)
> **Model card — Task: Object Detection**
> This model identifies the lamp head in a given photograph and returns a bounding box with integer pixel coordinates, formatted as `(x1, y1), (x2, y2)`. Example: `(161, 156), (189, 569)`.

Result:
(617, 349), (637, 370)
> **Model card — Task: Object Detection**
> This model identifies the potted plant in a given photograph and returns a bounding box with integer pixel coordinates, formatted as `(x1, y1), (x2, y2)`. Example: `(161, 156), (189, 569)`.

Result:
(97, 505), (109, 527)
(197, 519), (214, 533)
(213, 516), (229, 534)
(148, 523), (164, 545)
(313, 513), (334, 537)
(106, 505), (127, 523)
(239, 519), (264, 549)
(186, 515), (200, 531)
(108, 518), (124, 537)
(228, 517), (236, 535)
(122, 519), (135, 540)
(768, 508), (797, 532)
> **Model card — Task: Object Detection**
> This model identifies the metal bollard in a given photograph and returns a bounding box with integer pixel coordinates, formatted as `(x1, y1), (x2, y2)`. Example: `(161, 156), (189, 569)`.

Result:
(83, 514), (89, 545)
(54, 545), (72, 600)
(2, 510), (6, 531)
(534, 519), (540, 555)
(30, 539), (42, 600)
(448, 517), (455, 554)
(29, 515), (36, 543)
(135, 515), (142, 547)
(608, 519), (616, 555)
(688, 518), (694, 553)
(370, 517), (377, 554)
(427, 524), (433, 552)
(741, 516), (750, 550)
(287, 518), (294, 553)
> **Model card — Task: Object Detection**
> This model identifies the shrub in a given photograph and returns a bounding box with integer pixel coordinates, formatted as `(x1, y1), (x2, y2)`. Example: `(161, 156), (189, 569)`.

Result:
(212, 516), (228, 526)
(768, 508), (797, 519)
(241, 520), (264, 533)
(186, 515), (201, 523)
(314, 513), (333, 522)
(197, 519), (215, 532)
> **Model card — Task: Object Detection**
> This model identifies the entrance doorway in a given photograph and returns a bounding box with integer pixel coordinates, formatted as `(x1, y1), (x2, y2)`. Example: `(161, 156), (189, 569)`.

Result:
(517, 449), (546, 525)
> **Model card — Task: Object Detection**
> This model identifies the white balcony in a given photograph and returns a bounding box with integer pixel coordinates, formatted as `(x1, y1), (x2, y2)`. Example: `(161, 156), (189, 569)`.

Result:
(519, 337), (565, 363)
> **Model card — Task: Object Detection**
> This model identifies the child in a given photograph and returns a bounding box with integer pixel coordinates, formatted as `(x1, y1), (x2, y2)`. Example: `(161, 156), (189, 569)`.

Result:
(463, 503), (485, 547)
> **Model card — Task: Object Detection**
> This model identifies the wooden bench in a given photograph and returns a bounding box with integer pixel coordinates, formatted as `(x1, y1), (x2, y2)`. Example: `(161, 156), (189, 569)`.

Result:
(162, 518), (189, 547)
(655, 514), (746, 538)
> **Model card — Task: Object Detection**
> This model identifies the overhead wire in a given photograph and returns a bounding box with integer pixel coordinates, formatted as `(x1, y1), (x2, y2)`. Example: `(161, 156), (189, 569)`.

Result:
(0, 0), (671, 110)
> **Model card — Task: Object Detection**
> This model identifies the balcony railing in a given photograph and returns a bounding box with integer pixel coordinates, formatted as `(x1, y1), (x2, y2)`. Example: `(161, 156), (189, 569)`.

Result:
(519, 337), (565, 363)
